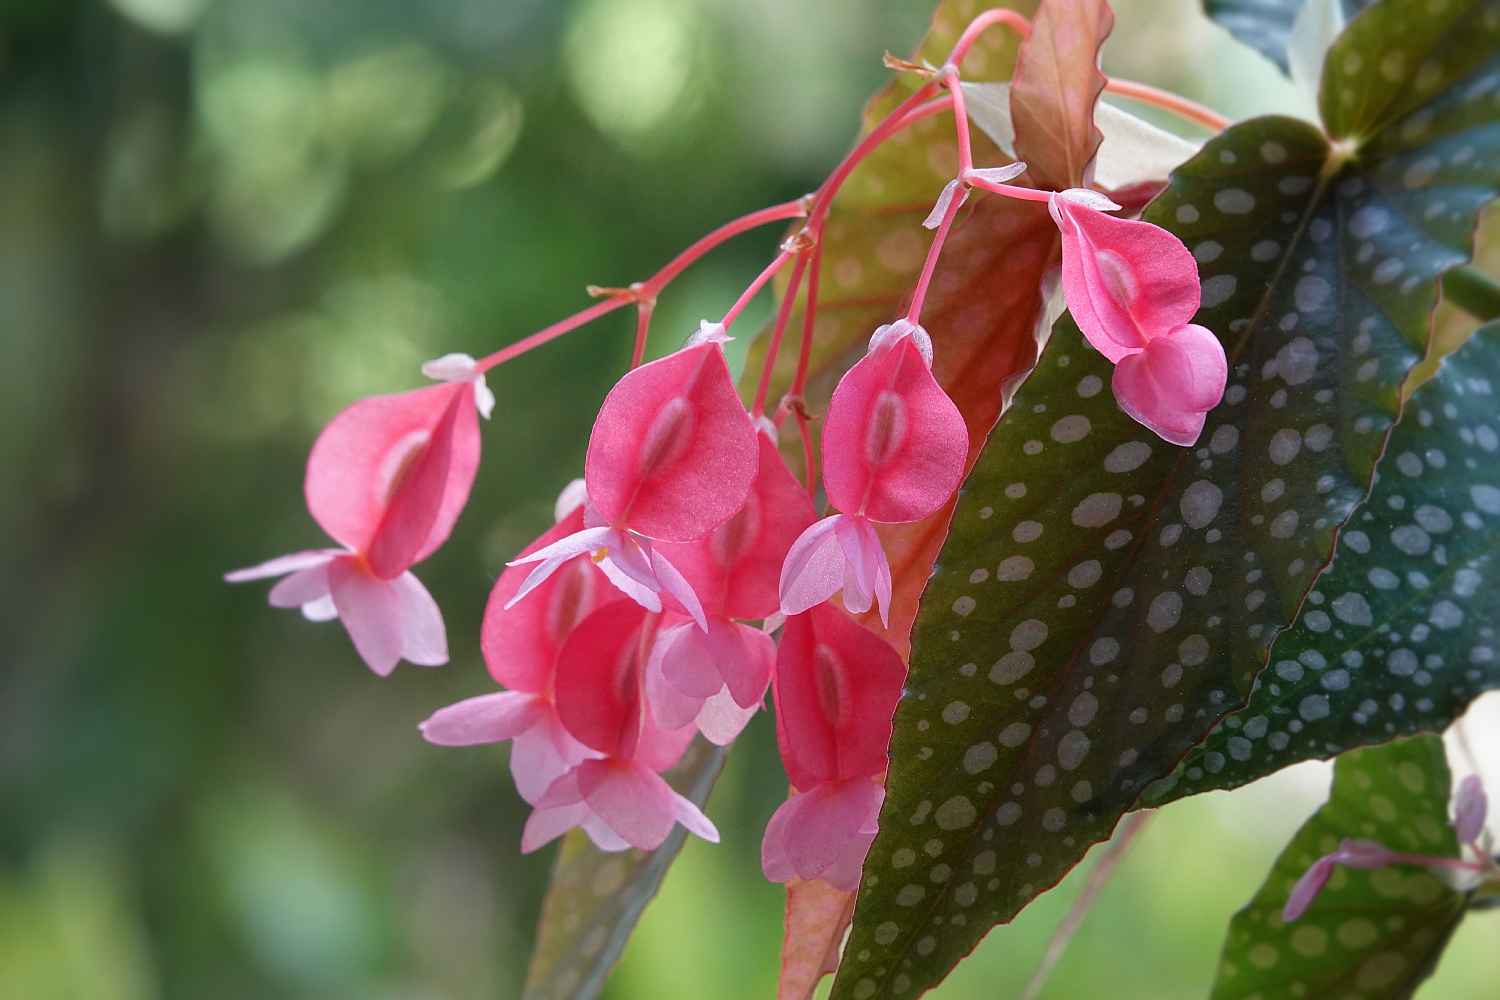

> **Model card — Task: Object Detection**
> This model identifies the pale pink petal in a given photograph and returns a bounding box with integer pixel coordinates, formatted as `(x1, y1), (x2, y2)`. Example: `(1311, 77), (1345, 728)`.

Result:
(762, 800), (797, 882)
(224, 550), (337, 583)
(327, 558), (404, 675)
(512, 718), (590, 804)
(521, 802), (589, 853)
(819, 333), (967, 523)
(1164, 323), (1229, 412)
(965, 162), (1029, 186)
(1283, 855), (1336, 922)
(778, 780), (885, 883)
(647, 637), (708, 730)
(1336, 838), (1396, 869)
(656, 622), (724, 698)
(836, 516), (892, 627)
(597, 557), (664, 613)
(1112, 337), (1209, 447)
(554, 478), (589, 522)
(779, 516), (847, 617)
(420, 691), (545, 746)
(503, 526), (614, 610)
(819, 829), (878, 891)
(695, 687), (758, 745)
(673, 792), (720, 843)
(268, 563), (332, 608)
(302, 595), (338, 621)
(922, 179), (969, 229)
(585, 341), (759, 541)
(534, 768), (585, 809)
(579, 813), (634, 852)
(394, 571), (448, 666)
(651, 547), (707, 631)
(576, 758), (681, 850)
(1456, 775), (1488, 845)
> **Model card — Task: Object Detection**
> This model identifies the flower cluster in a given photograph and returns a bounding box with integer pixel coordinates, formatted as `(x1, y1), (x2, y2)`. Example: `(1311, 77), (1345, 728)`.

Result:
(226, 5), (1233, 890)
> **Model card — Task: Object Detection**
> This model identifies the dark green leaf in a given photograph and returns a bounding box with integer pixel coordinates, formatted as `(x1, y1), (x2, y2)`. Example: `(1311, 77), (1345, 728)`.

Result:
(1149, 322), (1500, 804)
(1202, 0), (1376, 73)
(1212, 735), (1467, 1000)
(521, 739), (727, 1000)
(834, 1), (1500, 995)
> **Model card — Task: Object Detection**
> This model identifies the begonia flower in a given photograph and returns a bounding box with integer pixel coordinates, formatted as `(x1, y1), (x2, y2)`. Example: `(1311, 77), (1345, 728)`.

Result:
(779, 320), (966, 625)
(507, 325), (759, 629)
(1050, 190), (1227, 447)
(1283, 838), (1400, 922)
(419, 494), (611, 803)
(762, 603), (906, 889)
(226, 355), (490, 675)
(527, 600), (717, 852)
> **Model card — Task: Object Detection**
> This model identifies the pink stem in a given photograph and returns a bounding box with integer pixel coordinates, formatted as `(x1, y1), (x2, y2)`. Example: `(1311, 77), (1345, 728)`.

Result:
(789, 246), (823, 499)
(965, 172), (1053, 203)
(1103, 78), (1231, 133)
(477, 297), (628, 372)
(1385, 852), (1484, 872)
(722, 252), (793, 330)
(948, 8), (1032, 69)
(642, 199), (809, 297)
(752, 252), (810, 418)
(630, 301), (655, 370)
(806, 80), (942, 232)
(943, 68), (975, 177)
(905, 176), (967, 325)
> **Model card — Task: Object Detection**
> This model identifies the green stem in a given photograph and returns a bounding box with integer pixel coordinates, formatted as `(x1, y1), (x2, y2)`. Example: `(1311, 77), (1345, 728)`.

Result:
(1442, 265), (1500, 321)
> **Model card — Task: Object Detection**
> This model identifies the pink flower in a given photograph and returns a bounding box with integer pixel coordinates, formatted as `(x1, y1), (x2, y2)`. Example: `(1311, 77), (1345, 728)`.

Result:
(226, 357), (489, 674)
(762, 603), (906, 888)
(1455, 774), (1488, 846)
(1283, 838), (1396, 922)
(1050, 190), (1227, 447)
(507, 328), (759, 628)
(419, 498), (613, 802)
(778, 321), (965, 626)
(528, 600), (718, 852)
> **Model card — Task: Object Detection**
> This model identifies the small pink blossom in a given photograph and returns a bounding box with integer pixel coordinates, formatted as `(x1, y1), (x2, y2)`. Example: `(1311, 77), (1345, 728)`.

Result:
(1283, 838), (1398, 922)
(762, 777), (883, 890)
(1050, 190), (1227, 447)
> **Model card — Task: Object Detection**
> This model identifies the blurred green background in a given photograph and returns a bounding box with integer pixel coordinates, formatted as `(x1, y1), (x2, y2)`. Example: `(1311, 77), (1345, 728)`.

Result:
(2, 0), (1497, 998)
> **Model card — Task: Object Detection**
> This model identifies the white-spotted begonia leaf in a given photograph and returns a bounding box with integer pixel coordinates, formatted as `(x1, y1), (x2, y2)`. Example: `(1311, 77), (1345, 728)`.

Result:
(835, 1), (1500, 995)
(1204, 0), (1377, 74)
(1151, 322), (1500, 802)
(1211, 735), (1466, 1000)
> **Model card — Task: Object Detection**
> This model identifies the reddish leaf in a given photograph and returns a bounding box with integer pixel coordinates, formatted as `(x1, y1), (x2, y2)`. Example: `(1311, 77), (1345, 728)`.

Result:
(1009, 0), (1112, 191)
(778, 878), (858, 1000)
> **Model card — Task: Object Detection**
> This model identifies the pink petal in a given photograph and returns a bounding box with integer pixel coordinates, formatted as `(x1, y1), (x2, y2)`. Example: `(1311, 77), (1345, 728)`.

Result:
(553, 600), (652, 758)
(302, 595), (338, 621)
(1112, 337), (1211, 447)
(483, 508), (613, 692)
(777, 779), (885, 883)
(327, 557), (404, 675)
(646, 632), (708, 731)
(922, 179), (968, 230)
(762, 799), (797, 883)
(656, 622), (725, 698)
(673, 792), (720, 843)
(534, 768), (585, 809)
(521, 802), (589, 853)
(394, 571), (448, 666)
(819, 333), (967, 523)
(779, 516), (847, 617)
(512, 715), (597, 804)
(651, 547), (707, 631)
(420, 691), (545, 746)
(502, 525), (615, 610)
(1164, 323), (1228, 412)
(576, 758), (681, 850)
(695, 687), (758, 745)
(634, 710), (697, 774)
(579, 813), (634, 852)
(1456, 775), (1488, 845)
(819, 830), (878, 892)
(305, 383), (479, 561)
(714, 619), (775, 709)
(584, 341), (758, 541)
(773, 604), (907, 789)
(1283, 855), (1336, 922)
(1050, 195), (1201, 362)
(225, 549), (337, 583)
(268, 563), (332, 608)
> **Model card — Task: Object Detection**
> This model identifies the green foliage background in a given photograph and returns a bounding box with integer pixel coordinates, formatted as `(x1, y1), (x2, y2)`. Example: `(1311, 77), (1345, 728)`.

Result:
(0, 0), (1496, 998)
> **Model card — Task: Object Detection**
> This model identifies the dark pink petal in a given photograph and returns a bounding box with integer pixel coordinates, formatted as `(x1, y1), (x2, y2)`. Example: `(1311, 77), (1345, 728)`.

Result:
(634, 709), (697, 773)
(695, 688), (758, 746)
(658, 430), (818, 621)
(780, 516), (847, 617)
(716, 619), (776, 709)
(420, 691), (546, 746)
(327, 557), (404, 675)
(576, 757), (682, 850)
(553, 600), (651, 758)
(394, 571), (448, 666)
(305, 383), (479, 565)
(484, 507), (612, 692)
(1050, 194), (1201, 362)
(773, 604), (907, 789)
(820, 332), (966, 523)
(1283, 855), (1336, 922)
(1112, 336), (1211, 447)
(225, 549), (338, 583)
(268, 563), (332, 608)
(777, 779), (885, 883)
(584, 342), (758, 541)
(1456, 775), (1488, 845)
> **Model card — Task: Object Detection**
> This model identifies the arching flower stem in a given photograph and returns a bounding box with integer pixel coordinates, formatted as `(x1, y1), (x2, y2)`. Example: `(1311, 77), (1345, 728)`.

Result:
(1102, 78), (1231, 133)
(630, 301), (655, 370)
(905, 169), (968, 325)
(722, 251), (794, 330)
(948, 7), (1032, 66)
(751, 252), (810, 418)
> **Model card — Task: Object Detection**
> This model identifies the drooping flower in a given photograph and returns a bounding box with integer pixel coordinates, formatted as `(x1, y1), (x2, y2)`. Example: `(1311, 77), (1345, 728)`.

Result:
(1283, 838), (1397, 921)
(507, 325), (759, 629)
(653, 426), (816, 708)
(1050, 190), (1227, 446)
(779, 320), (966, 625)
(419, 492), (611, 803)
(226, 355), (490, 675)
(762, 603), (906, 889)
(527, 600), (718, 852)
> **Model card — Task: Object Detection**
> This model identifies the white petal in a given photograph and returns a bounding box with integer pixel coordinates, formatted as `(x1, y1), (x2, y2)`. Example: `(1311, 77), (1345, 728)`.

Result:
(224, 549), (338, 583)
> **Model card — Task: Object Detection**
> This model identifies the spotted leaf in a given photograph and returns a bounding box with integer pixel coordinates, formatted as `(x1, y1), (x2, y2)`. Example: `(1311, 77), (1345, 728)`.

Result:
(834, 1), (1500, 992)
(521, 739), (726, 1000)
(1211, 734), (1466, 1000)
(1203, 0), (1377, 73)
(1151, 322), (1500, 803)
